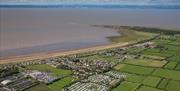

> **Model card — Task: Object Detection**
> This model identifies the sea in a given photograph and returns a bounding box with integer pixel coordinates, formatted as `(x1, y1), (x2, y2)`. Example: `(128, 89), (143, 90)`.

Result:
(0, 1), (180, 57)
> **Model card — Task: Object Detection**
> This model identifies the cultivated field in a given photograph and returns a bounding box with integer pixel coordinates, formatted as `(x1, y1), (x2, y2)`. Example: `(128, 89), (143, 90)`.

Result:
(1, 26), (179, 91)
(112, 35), (180, 91)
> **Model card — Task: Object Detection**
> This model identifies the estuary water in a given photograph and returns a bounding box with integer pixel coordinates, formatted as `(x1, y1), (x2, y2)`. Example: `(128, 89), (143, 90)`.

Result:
(0, 8), (180, 57)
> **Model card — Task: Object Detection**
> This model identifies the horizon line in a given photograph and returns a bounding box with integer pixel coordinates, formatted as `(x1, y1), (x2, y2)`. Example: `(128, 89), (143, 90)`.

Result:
(0, 4), (180, 9)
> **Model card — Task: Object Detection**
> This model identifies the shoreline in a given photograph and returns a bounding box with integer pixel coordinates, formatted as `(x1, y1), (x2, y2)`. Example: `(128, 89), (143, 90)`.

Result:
(0, 42), (129, 64)
(1, 25), (174, 64)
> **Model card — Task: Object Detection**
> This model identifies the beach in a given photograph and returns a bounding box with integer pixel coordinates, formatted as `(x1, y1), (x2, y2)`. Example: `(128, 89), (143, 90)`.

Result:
(0, 42), (129, 64)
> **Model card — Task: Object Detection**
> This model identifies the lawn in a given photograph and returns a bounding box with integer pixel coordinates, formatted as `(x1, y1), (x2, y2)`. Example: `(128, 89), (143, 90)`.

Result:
(48, 77), (75, 91)
(112, 81), (140, 91)
(137, 86), (163, 91)
(124, 73), (145, 83)
(165, 80), (180, 91)
(157, 79), (169, 89)
(114, 64), (155, 75)
(124, 59), (167, 68)
(26, 64), (72, 77)
(152, 69), (180, 81)
(164, 61), (178, 69)
(142, 76), (161, 87)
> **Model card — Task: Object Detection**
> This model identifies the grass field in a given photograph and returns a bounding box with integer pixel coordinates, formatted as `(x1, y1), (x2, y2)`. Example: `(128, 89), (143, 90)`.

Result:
(112, 36), (180, 91)
(21, 34), (180, 91)
(157, 79), (169, 89)
(48, 77), (75, 91)
(26, 64), (72, 77)
(165, 80), (180, 91)
(137, 86), (163, 91)
(108, 28), (156, 43)
(141, 49), (171, 57)
(124, 59), (167, 68)
(168, 41), (180, 45)
(112, 81), (140, 91)
(152, 69), (180, 81)
(114, 64), (155, 75)
(142, 76), (161, 87)
(164, 61), (178, 69)
(175, 63), (180, 71)
(124, 73), (145, 83)
(167, 56), (180, 62)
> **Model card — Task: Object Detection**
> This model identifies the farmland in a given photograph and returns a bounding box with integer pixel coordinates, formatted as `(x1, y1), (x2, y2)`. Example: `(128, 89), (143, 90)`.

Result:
(112, 35), (180, 91)
(25, 35), (180, 91)
(112, 81), (140, 91)
(0, 30), (180, 91)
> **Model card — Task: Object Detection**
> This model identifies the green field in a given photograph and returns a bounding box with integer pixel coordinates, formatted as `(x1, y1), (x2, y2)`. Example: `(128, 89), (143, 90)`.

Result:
(48, 77), (75, 91)
(168, 41), (180, 45)
(112, 36), (180, 91)
(114, 64), (155, 75)
(16, 32), (180, 91)
(152, 69), (180, 81)
(142, 76), (161, 87)
(26, 64), (72, 77)
(112, 81), (140, 91)
(124, 73), (145, 83)
(108, 28), (156, 43)
(157, 79), (169, 89)
(175, 63), (180, 71)
(164, 61), (178, 69)
(165, 80), (180, 91)
(124, 59), (167, 68)
(141, 49), (171, 57)
(167, 56), (180, 62)
(137, 86), (163, 91)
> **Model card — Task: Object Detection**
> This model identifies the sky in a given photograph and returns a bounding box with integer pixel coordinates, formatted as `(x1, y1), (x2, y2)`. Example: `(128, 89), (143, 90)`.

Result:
(0, 0), (180, 5)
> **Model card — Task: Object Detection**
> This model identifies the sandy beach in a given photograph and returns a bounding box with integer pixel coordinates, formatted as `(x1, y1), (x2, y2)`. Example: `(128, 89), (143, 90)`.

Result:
(0, 42), (129, 64)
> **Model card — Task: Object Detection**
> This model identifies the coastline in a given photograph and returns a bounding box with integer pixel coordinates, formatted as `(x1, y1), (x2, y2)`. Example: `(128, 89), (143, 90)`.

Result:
(0, 42), (129, 64)
(0, 25), (161, 64)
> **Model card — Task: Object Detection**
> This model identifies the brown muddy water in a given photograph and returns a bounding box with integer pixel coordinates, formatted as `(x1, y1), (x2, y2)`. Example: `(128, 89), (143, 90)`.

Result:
(0, 8), (180, 57)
